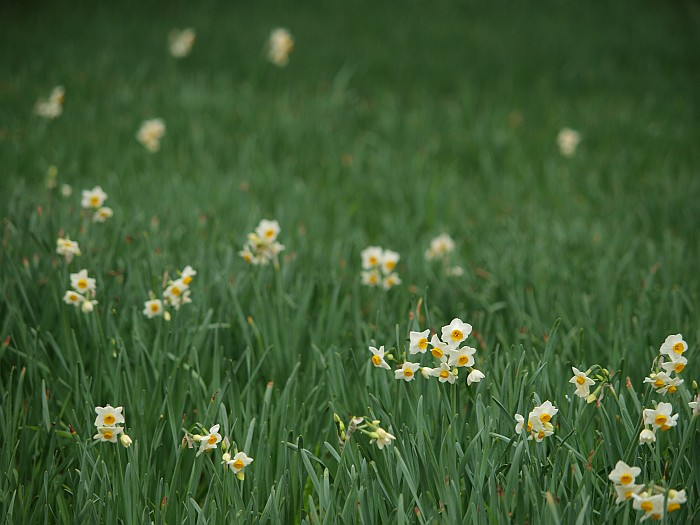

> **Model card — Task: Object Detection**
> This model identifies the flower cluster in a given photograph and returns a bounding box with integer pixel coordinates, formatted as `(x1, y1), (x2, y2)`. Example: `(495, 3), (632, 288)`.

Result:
(34, 85), (65, 119)
(144, 265), (197, 318)
(514, 400), (558, 442)
(639, 402), (678, 444)
(93, 404), (131, 447)
(183, 423), (253, 480)
(56, 236), (81, 263)
(136, 118), (166, 152)
(63, 269), (98, 313)
(360, 246), (401, 289)
(643, 334), (687, 396)
(81, 185), (113, 223)
(371, 317), (484, 386)
(239, 219), (285, 266)
(609, 460), (686, 520)
(169, 28), (196, 58)
(267, 28), (294, 66)
(334, 413), (395, 453)
(557, 127), (581, 157)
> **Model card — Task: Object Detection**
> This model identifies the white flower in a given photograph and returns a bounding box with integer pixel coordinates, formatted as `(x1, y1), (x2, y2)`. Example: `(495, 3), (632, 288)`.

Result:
(408, 329), (430, 354)
(255, 219), (281, 243)
(196, 424), (222, 456)
(530, 401), (558, 427)
(81, 299), (98, 314)
(666, 489), (687, 514)
(94, 405), (125, 427)
(659, 333), (687, 358)
(466, 369), (485, 385)
(361, 269), (381, 287)
(164, 278), (189, 306)
(639, 427), (656, 444)
(267, 28), (294, 66)
(608, 460), (641, 486)
(569, 367), (596, 398)
(531, 422), (554, 442)
(180, 265), (197, 285)
(661, 354), (687, 374)
(420, 366), (436, 379)
(93, 426), (123, 443)
(136, 119), (166, 152)
(448, 345), (476, 368)
(394, 362), (420, 382)
(369, 345), (391, 370)
(429, 334), (450, 360)
(223, 451), (254, 473)
(143, 299), (164, 319)
(432, 362), (456, 384)
(81, 186), (108, 209)
(514, 413), (527, 433)
(380, 249), (400, 274)
(56, 237), (81, 262)
(643, 372), (683, 395)
(556, 128), (581, 157)
(169, 28), (196, 58)
(613, 483), (644, 504)
(361, 246), (383, 270)
(371, 427), (396, 449)
(60, 184), (72, 197)
(425, 233), (455, 261)
(445, 266), (465, 277)
(643, 402), (678, 430)
(70, 269), (96, 295)
(381, 272), (401, 290)
(120, 434), (133, 447)
(34, 85), (65, 119)
(689, 394), (700, 416)
(631, 492), (665, 521)
(92, 207), (113, 223)
(440, 318), (472, 348)
(63, 290), (84, 306)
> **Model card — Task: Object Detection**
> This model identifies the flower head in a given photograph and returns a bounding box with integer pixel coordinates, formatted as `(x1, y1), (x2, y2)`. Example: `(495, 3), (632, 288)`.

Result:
(169, 28), (196, 57)
(94, 405), (125, 428)
(223, 451), (254, 474)
(639, 427), (656, 444)
(557, 128), (581, 157)
(371, 427), (396, 449)
(643, 402), (678, 431)
(467, 369), (485, 385)
(381, 272), (401, 290)
(661, 354), (687, 374)
(81, 186), (108, 209)
(613, 483), (645, 504)
(267, 28), (294, 66)
(380, 250), (400, 274)
(425, 233), (455, 261)
(120, 434), (133, 448)
(409, 329), (430, 354)
(440, 318), (472, 348)
(143, 299), (164, 319)
(369, 345), (391, 370)
(643, 372), (683, 395)
(196, 424), (222, 456)
(659, 334), (687, 358)
(689, 394), (700, 417)
(608, 460), (641, 486)
(631, 492), (665, 521)
(63, 290), (84, 306)
(569, 367), (596, 398)
(432, 361), (456, 384)
(70, 269), (96, 295)
(94, 425), (123, 443)
(361, 246), (383, 270)
(136, 119), (166, 152)
(429, 334), (449, 360)
(394, 362), (420, 382)
(56, 237), (81, 262)
(34, 85), (65, 119)
(530, 401), (558, 427)
(361, 269), (381, 286)
(448, 345), (476, 368)
(92, 207), (113, 223)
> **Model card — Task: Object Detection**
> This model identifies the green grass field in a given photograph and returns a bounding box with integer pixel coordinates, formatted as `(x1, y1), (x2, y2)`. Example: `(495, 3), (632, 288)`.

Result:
(2, 1), (699, 523)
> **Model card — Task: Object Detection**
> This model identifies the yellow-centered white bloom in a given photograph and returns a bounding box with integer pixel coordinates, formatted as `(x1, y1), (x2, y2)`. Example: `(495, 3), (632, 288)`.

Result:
(369, 345), (391, 370)
(136, 119), (166, 152)
(196, 424), (222, 456)
(94, 405), (125, 427)
(70, 269), (96, 295)
(608, 460), (641, 486)
(632, 492), (665, 521)
(180, 265), (197, 285)
(381, 272), (401, 290)
(169, 28), (196, 58)
(441, 318), (472, 348)
(361, 246), (383, 270)
(81, 186), (108, 209)
(380, 250), (400, 274)
(254, 219), (281, 243)
(267, 28), (294, 66)
(467, 369), (485, 385)
(63, 290), (84, 306)
(556, 128), (581, 157)
(223, 451), (254, 473)
(409, 329), (430, 354)
(34, 85), (65, 119)
(531, 421), (554, 442)
(643, 372), (683, 395)
(429, 334), (450, 360)
(613, 483), (645, 504)
(639, 427), (656, 444)
(661, 354), (687, 374)
(143, 299), (164, 318)
(94, 425), (123, 443)
(425, 233), (455, 261)
(643, 402), (678, 431)
(659, 333), (687, 358)
(56, 237), (81, 262)
(665, 489), (687, 514)
(432, 362), (456, 384)
(92, 207), (113, 223)
(394, 362), (420, 382)
(530, 401), (558, 427)
(371, 427), (396, 449)
(164, 278), (189, 305)
(361, 269), (381, 287)
(569, 367), (596, 398)
(448, 345), (476, 368)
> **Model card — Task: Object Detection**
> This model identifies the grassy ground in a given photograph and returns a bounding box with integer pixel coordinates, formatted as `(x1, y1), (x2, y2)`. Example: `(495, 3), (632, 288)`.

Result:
(1, 0), (699, 523)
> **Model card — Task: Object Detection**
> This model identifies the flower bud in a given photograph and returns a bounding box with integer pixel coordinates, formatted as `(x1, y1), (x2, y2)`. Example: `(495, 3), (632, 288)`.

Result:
(120, 434), (133, 447)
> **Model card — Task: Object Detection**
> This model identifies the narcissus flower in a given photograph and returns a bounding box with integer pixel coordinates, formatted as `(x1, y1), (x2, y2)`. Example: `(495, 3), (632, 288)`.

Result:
(267, 28), (294, 66)
(94, 425), (124, 443)
(689, 394), (700, 416)
(56, 237), (81, 262)
(514, 414), (530, 434)
(370, 427), (396, 449)
(92, 207), (113, 223)
(608, 460), (641, 486)
(530, 401), (558, 427)
(70, 269), (96, 295)
(120, 434), (133, 448)
(659, 334), (687, 358)
(380, 250), (400, 274)
(441, 318), (472, 348)
(241, 220), (285, 266)
(432, 362), (456, 384)
(81, 299), (98, 314)
(361, 246), (383, 269)
(196, 424), (222, 456)
(569, 367), (595, 398)
(223, 451), (254, 474)
(639, 427), (656, 444)
(448, 345), (476, 368)
(94, 405), (125, 427)
(136, 119), (166, 152)
(169, 28), (196, 58)
(631, 492), (665, 521)
(556, 128), (581, 157)
(424, 233), (455, 261)
(429, 334), (449, 360)
(368, 345), (391, 370)
(381, 272), (401, 290)
(394, 362), (420, 382)
(255, 219), (281, 243)
(643, 402), (678, 431)
(81, 186), (108, 209)
(63, 290), (84, 306)
(643, 372), (683, 395)
(34, 85), (65, 119)
(467, 369), (485, 385)
(661, 354), (687, 374)
(665, 489), (687, 514)
(613, 483), (645, 503)
(361, 270), (381, 287)
(180, 265), (197, 284)
(409, 329), (430, 354)
(143, 299), (164, 319)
